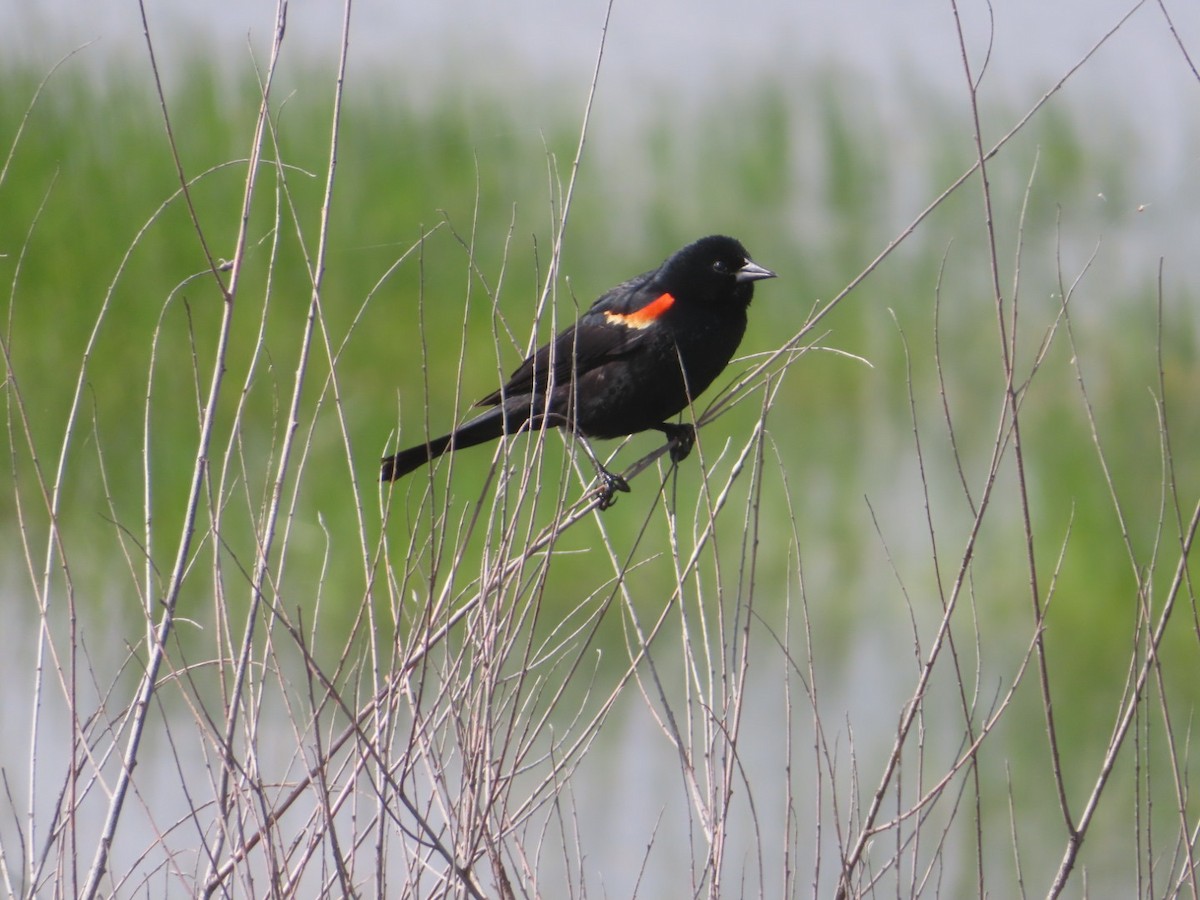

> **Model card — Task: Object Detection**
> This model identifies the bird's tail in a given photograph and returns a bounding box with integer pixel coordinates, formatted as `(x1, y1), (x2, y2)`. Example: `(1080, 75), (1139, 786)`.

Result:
(381, 406), (510, 482)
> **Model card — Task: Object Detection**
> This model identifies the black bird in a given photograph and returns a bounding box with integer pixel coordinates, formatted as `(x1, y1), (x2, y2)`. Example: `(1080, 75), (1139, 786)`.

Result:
(382, 234), (776, 508)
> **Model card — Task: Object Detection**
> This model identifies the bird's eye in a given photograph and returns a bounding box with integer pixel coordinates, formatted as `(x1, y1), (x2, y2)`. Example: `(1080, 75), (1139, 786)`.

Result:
(712, 259), (730, 274)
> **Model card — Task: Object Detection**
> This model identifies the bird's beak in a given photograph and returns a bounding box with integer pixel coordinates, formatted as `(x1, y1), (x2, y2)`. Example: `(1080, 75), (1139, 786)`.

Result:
(736, 260), (777, 283)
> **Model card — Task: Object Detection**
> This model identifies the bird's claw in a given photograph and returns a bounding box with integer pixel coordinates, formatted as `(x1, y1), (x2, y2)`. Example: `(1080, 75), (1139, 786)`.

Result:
(594, 469), (631, 511)
(661, 423), (696, 463)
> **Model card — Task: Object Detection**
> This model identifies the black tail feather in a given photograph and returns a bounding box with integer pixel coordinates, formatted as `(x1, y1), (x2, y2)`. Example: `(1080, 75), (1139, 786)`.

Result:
(381, 406), (512, 482)
(380, 434), (453, 481)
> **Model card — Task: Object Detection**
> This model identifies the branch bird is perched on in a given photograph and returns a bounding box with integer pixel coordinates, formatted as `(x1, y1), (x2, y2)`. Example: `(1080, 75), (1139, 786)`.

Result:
(382, 234), (777, 509)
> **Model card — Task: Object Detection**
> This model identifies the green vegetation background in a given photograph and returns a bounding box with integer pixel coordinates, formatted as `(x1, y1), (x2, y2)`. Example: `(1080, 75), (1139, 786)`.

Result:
(2, 58), (1198, 886)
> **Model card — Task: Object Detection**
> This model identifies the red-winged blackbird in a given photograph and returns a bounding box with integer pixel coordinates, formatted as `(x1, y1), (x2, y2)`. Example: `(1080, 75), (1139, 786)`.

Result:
(382, 234), (776, 508)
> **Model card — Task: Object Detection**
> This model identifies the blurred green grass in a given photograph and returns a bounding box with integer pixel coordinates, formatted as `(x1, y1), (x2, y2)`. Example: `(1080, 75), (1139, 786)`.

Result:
(4, 54), (1200, 894)
(1, 58), (1197, 711)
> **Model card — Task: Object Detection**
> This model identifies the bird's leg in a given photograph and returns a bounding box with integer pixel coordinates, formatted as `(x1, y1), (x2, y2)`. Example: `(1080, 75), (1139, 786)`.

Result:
(593, 466), (631, 511)
(574, 434), (629, 510)
(656, 422), (696, 463)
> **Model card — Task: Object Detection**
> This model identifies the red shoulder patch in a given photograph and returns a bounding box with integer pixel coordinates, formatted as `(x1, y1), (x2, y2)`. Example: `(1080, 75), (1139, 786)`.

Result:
(603, 292), (675, 330)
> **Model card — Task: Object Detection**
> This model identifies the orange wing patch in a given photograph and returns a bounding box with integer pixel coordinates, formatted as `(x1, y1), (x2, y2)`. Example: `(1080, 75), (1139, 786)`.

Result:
(603, 292), (675, 330)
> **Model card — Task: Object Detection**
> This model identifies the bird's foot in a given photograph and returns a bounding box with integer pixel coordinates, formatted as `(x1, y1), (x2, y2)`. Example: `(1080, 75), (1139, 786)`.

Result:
(659, 423), (696, 463)
(593, 468), (631, 511)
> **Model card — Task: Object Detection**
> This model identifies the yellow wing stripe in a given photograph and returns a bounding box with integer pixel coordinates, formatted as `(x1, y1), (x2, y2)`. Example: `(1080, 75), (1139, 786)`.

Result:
(602, 292), (675, 330)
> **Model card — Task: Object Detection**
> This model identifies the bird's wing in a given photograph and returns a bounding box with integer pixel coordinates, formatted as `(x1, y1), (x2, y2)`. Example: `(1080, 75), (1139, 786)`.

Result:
(476, 271), (672, 406)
